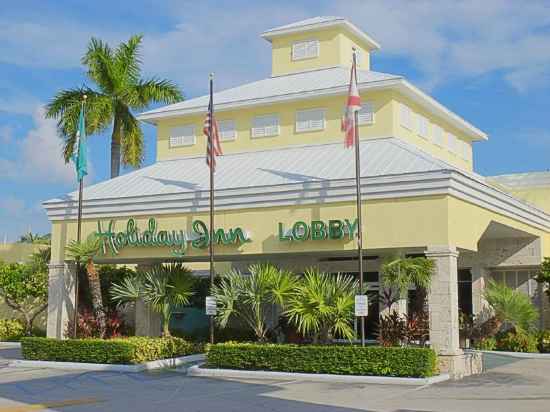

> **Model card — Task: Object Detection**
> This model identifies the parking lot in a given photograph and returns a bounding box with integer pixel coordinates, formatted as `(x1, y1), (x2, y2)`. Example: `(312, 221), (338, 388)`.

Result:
(1, 348), (549, 412)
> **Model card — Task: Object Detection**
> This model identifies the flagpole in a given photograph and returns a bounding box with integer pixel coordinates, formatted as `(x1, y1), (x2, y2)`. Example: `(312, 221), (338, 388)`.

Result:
(73, 94), (87, 338)
(351, 51), (365, 347)
(208, 74), (215, 345)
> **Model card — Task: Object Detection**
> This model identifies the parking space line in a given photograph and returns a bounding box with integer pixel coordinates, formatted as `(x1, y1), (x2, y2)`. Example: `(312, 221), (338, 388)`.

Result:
(0, 397), (102, 412)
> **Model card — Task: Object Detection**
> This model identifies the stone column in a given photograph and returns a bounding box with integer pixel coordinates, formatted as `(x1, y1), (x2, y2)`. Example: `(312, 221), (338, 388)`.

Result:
(46, 262), (76, 339)
(134, 264), (161, 337)
(425, 246), (475, 379)
(471, 264), (489, 318)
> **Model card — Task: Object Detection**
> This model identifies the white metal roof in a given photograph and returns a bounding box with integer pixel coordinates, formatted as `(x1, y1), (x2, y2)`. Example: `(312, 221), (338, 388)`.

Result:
(488, 171), (550, 189)
(138, 67), (400, 120)
(45, 137), (448, 203)
(261, 16), (381, 50)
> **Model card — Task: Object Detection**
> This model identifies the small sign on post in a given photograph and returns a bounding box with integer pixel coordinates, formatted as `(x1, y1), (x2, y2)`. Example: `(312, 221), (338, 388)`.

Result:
(205, 296), (217, 316)
(354, 295), (368, 317)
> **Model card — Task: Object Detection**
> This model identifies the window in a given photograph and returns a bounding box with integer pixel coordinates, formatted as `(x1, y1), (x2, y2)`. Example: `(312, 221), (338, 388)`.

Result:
(400, 103), (413, 130)
(490, 270), (537, 297)
(218, 120), (236, 141)
(433, 124), (445, 147)
(169, 125), (195, 147)
(296, 108), (325, 132)
(292, 40), (319, 60)
(448, 133), (458, 155)
(358, 102), (375, 125)
(252, 114), (279, 138)
(418, 115), (429, 139)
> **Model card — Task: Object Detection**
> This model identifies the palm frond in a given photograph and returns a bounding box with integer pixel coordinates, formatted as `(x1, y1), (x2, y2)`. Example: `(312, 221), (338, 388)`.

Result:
(119, 108), (144, 168)
(82, 37), (116, 94)
(114, 34), (143, 84)
(129, 78), (183, 110)
(65, 234), (101, 261)
(484, 280), (538, 331)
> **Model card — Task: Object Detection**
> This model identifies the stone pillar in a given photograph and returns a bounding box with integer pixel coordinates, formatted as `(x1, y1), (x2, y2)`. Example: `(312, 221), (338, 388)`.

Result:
(46, 262), (76, 339)
(134, 264), (161, 337)
(471, 264), (489, 318)
(426, 246), (471, 379)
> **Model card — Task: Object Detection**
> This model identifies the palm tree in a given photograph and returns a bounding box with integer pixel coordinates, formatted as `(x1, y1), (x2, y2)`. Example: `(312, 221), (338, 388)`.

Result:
(483, 280), (538, 332)
(65, 234), (106, 337)
(285, 269), (358, 344)
(110, 263), (195, 337)
(45, 35), (183, 178)
(381, 257), (434, 314)
(213, 264), (297, 342)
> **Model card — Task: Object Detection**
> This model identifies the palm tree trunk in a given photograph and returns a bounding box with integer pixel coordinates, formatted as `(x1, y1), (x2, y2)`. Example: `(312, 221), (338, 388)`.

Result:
(86, 258), (107, 338)
(110, 119), (121, 178)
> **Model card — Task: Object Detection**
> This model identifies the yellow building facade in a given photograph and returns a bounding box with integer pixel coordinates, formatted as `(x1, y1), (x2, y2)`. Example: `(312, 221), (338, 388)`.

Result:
(44, 17), (550, 377)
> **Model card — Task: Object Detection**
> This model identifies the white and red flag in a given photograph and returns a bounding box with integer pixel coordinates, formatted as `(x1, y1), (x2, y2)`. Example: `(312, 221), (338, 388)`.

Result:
(203, 89), (223, 172)
(341, 54), (361, 148)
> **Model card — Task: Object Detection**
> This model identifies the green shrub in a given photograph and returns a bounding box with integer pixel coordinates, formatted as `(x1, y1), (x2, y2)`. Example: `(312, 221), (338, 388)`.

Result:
(0, 319), (25, 341)
(173, 327), (256, 343)
(21, 336), (203, 364)
(473, 337), (497, 351)
(206, 343), (437, 378)
(537, 330), (550, 353)
(496, 330), (538, 353)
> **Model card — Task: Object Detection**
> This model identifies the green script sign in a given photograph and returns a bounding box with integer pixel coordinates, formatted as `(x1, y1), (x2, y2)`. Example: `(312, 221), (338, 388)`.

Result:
(96, 218), (250, 256)
(278, 219), (358, 241)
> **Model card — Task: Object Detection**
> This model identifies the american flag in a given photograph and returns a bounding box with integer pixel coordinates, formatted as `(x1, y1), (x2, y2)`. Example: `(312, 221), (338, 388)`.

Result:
(341, 53), (362, 148)
(203, 92), (223, 171)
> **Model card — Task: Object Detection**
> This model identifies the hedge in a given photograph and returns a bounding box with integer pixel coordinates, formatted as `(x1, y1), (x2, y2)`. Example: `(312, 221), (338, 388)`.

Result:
(0, 319), (25, 342)
(21, 336), (203, 364)
(206, 343), (437, 378)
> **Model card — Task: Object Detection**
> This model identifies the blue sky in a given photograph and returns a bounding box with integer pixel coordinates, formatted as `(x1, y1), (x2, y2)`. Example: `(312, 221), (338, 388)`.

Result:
(1, 0), (550, 241)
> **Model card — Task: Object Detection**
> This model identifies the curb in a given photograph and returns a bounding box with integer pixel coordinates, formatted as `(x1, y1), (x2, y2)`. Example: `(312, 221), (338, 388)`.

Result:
(9, 354), (205, 373)
(0, 342), (21, 349)
(478, 350), (550, 359)
(187, 365), (449, 386)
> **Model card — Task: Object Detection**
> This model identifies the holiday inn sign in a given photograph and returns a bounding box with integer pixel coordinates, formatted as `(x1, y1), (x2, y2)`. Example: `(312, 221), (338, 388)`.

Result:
(95, 217), (358, 256)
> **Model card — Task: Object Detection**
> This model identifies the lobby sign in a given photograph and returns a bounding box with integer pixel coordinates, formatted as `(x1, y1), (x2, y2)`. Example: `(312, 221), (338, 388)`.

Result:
(278, 218), (358, 241)
(96, 218), (250, 257)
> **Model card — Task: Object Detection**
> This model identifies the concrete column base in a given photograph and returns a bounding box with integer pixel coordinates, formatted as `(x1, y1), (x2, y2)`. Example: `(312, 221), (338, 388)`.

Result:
(438, 351), (483, 380)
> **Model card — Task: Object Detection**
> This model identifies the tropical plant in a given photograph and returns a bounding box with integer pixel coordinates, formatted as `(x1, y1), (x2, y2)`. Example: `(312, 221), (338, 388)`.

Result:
(536, 257), (550, 303)
(285, 268), (358, 344)
(45, 35), (183, 178)
(65, 309), (127, 339)
(381, 256), (434, 314)
(65, 234), (106, 338)
(212, 263), (297, 342)
(110, 263), (195, 337)
(18, 232), (51, 245)
(377, 311), (406, 347)
(0, 260), (48, 335)
(483, 280), (539, 332)
(405, 311), (430, 346)
(495, 329), (538, 353)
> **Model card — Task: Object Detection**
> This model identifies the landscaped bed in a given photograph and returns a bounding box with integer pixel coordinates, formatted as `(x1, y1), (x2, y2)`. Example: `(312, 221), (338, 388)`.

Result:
(20, 336), (203, 365)
(205, 342), (438, 378)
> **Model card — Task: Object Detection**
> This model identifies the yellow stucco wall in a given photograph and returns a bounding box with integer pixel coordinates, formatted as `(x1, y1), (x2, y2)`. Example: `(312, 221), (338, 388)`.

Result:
(392, 96), (473, 171)
(50, 194), (547, 264)
(156, 91), (395, 160)
(270, 28), (370, 76)
(504, 187), (550, 215)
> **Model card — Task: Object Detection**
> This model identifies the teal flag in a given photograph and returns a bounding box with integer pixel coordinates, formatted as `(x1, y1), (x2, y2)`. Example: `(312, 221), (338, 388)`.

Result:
(72, 106), (88, 181)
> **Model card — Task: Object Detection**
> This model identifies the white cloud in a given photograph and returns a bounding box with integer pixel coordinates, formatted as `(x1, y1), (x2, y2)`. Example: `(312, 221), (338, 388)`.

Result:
(0, 196), (49, 242)
(0, 195), (25, 217)
(0, 93), (42, 116)
(0, 105), (91, 184)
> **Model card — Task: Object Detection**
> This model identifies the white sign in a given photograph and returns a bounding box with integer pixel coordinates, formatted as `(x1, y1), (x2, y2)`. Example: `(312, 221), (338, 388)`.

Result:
(355, 295), (368, 317)
(205, 296), (217, 315)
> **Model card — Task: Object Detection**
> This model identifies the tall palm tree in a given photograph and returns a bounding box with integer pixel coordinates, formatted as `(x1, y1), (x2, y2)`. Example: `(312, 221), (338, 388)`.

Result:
(46, 35), (183, 178)
(110, 263), (195, 337)
(65, 234), (106, 337)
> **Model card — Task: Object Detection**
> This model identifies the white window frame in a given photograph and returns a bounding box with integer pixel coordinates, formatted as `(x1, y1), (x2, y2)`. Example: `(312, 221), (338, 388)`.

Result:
(218, 119), (237, 142)
(418, 115), (429, 139)
(292, 39), (319, 61)
(400, 103), (413, 131)
(433, 124), (445, 147)
(295, 108), (326, 133)
(251, 114), (280, 138)
(169, 125), (196, 147)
